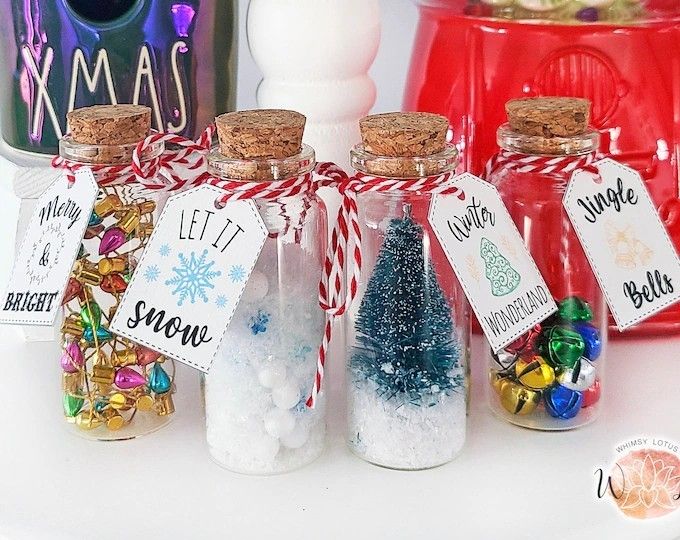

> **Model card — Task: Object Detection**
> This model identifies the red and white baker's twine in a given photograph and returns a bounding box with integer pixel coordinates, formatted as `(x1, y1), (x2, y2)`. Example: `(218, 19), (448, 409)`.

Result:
(308, 166), (465, 408)
(51, 126), (215, 189)
(484, 150), (600, 179)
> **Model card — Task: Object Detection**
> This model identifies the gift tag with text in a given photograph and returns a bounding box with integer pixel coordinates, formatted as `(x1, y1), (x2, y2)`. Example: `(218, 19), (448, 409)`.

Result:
(429, 173), (557, 352)
(0, 169), (98, 325)
(564, 158), (680, 329)
(110, 185), (268, 372)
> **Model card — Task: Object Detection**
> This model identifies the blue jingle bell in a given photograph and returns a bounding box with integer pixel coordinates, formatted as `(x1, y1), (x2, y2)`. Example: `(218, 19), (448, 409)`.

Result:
(83, 325), (113, 345)
(544, 385), (583, 419)
(88, 211), (103, 227)
(148, 362), (171, 394)
(573, 322), (602, 361)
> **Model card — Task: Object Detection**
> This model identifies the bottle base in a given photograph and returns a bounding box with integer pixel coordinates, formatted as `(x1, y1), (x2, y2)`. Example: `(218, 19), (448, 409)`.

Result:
(489, 402), (598, 431)
(65, 414), (172, 441)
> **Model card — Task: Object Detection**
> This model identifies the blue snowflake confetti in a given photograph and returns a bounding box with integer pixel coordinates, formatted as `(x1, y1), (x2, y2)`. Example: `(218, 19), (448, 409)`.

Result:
(165, 249), (222, 306)
(215, 295), (228, 309)
(294, 344), (313, 361)
(229, 265), (246, 283)
(144, 264), (161, 283)
(249, 310), (270, 335)
(159, 244), (171, 257)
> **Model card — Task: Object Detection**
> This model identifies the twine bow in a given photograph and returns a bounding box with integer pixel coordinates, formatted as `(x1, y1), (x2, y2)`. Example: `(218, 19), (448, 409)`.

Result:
(51, 126), (215, 190)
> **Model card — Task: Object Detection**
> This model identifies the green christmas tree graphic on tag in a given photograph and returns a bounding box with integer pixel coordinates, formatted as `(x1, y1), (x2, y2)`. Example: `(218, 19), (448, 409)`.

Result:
(480, 237), (521, 296)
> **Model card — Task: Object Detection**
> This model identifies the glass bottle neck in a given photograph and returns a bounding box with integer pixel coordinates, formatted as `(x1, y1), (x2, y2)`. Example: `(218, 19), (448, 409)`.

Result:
(207, 144), (315, 182)
(497, 123), (599, 156)
(350, 143), (458, 178)
(58, 135), (163, 166)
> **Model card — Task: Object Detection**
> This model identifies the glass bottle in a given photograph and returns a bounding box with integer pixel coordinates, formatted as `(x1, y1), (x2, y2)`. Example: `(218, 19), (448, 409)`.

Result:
(405, 0), (680, 336)
(59, 105), (176, 440)
(346, 112), (471, 470)
(204, 110), (327, 474)
(486, 99), (606, 430)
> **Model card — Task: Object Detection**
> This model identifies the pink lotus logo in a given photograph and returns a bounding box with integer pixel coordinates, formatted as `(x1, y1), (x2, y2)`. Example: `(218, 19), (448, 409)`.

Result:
(596, 438), (680, 519)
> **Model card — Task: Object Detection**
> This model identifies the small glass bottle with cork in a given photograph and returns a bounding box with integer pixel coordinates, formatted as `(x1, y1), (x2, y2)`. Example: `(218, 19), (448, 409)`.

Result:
(346, 112), (470, 470)
(58, 105), (176, 440)
(486, 97), (606, 430)
(204, 110), (328, 474)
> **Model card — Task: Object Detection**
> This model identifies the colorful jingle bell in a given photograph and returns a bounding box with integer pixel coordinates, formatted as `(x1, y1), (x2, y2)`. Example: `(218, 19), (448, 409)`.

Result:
(514, 355), (555, 390)
(505, 324), (541, 355)
(500, 380), (541, 416)
(100, 274), (128, 294)
(148, 363), (171, 394)
(573, 322), (602, 361)
(62, 277), (84, 305)
(540, 326), (585, 368)
(63, 394), (84, 417)
(582, 378), (601, 408)
(489, 371), (512, 394)
(99, 227), (127, 255)
(556, 358), (596, 391)
(136, 345), (162, 366)
(544, 385), (583, 419)
(114, 367), (147, 389)
(60, 341), (84, 373)
(557, 296), (593, 323)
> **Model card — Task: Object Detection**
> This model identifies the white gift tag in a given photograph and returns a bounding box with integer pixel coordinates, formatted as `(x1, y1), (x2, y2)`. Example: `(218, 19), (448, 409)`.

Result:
(429, 173), (557, 352)
(1, 169), (97, 325)
(110, 185), (268, 372)
(564, 158), (680, 329)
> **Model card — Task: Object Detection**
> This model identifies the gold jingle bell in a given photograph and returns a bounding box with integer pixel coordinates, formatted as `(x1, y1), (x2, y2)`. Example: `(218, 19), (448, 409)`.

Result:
(155, 393), (175, 416)
(515, 355), (555, 390)
(62, 372), (83, 394)
(135, 394), (155, 411)
(98, 256), (127, 276)
(489, 371), (512, 394)
(500, 381), (541, 416)
(95, 194), (123, 217)
(75, 412), (103, 430)
(112, 348), (138, 367)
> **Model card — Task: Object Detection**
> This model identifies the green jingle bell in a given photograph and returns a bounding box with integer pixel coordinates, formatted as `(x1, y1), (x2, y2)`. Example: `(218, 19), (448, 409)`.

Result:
(515, 355), (555, 390)
(500, 380), (541, 416)
(63, 394), (84, 417)
(557, 296), (593, 323)
(80, 302), (102, 329)
(540, 326), (585, 368)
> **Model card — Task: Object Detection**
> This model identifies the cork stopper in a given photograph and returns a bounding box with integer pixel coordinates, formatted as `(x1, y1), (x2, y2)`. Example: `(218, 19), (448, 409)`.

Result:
(359, 112), (448, 158)
(215, 110), (305, 160)
(67, 105), (151, 145)
(503, 97), (593, 155)
(354, 112), (454, 177)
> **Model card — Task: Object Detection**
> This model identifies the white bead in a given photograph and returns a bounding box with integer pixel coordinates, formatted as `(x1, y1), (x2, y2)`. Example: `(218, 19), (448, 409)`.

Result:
(272, 383), (300, 409)
(249, 432), (281, 462)
(264, 408), (296, 438)
(280, 423), (310, 449)
(244, 270), (269, 301)
(257, 365), (287, 388)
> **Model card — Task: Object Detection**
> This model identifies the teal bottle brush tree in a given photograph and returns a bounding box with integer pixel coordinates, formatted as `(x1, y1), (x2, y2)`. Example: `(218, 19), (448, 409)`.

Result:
(348, 203), (466, 469)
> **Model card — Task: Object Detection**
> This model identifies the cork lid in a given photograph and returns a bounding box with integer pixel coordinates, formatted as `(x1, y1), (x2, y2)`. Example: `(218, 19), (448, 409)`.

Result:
(359, 112), (449, 157)
(506, 97), (590, 138)
(67, 105), (151, 145)
(215, 109), (306, 160)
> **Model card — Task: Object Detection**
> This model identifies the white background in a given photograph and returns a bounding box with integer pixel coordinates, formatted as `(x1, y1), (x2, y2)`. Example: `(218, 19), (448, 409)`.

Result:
(1, 1), (680, 539)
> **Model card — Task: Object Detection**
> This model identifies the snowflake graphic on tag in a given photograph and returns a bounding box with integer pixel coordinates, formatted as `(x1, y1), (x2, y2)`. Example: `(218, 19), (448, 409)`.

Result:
(110, 185), (268, 372)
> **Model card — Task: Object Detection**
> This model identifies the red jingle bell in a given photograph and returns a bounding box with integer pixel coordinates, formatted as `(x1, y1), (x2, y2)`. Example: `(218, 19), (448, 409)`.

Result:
(582, 378), (601, 408)
(100, 274), (128, 293)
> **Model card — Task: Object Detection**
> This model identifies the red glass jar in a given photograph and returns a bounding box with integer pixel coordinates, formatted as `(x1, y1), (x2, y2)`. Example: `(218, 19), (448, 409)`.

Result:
(404, 0), (680, 335)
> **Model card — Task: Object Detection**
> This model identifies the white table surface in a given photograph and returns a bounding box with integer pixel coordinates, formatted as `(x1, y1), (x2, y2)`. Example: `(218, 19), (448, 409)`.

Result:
(0, 326), (679, 540)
